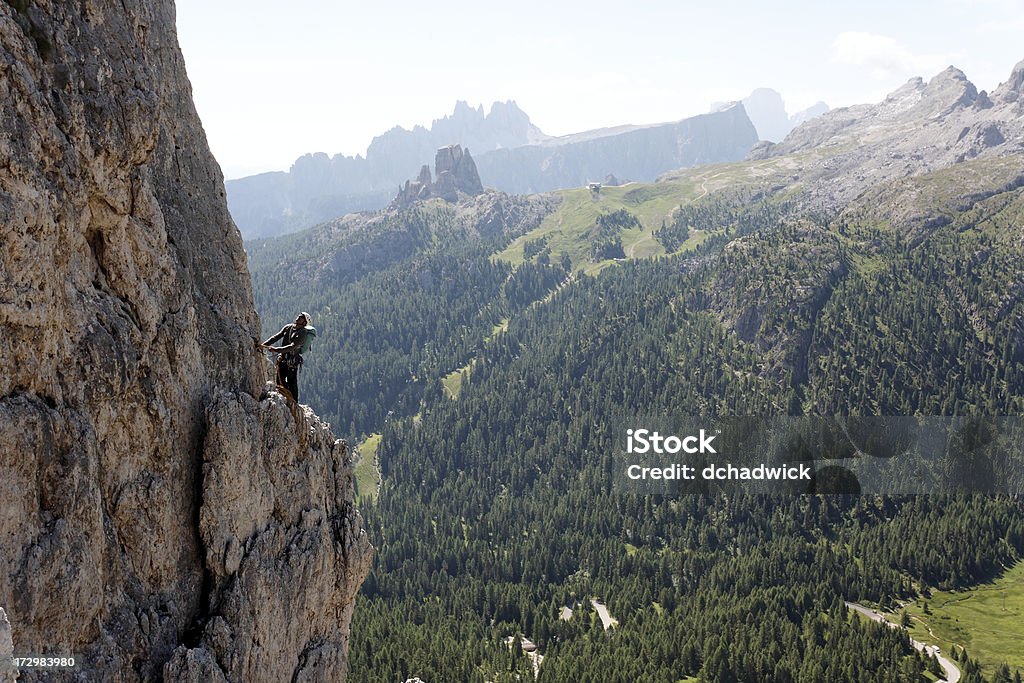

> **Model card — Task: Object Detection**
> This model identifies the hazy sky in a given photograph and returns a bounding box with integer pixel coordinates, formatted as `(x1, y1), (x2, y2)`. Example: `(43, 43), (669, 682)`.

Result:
(175, 0), (1024, 179)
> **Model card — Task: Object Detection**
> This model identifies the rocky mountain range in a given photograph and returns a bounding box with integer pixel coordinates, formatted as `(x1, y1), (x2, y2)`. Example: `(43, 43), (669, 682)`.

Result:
(227, 102), (762, 239)
(745, 61), (1024, 207)
(0, 1), (370, 680)
(226, 100), (547, 239)
(242, 56), (1024, 682)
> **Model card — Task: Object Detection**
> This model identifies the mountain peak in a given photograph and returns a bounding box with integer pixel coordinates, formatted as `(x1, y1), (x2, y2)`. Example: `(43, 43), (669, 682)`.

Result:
(740, 89), (790, 142)
(921, 64), (978, 113)
(931, 65), (970, 83)
(392, 144), (483, 208)
(488, 99), (528, 120)
(790, 101), (830, 128)
(888, 76), (926, 98)
(994, 58), (1024, 102)
(490, 99), (524, 112)
(748, 87), (784, 99)
(446, 99), (486, 124)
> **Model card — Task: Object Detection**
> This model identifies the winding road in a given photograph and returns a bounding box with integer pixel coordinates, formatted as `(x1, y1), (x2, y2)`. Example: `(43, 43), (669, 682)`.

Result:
(845, 602), (960, 683)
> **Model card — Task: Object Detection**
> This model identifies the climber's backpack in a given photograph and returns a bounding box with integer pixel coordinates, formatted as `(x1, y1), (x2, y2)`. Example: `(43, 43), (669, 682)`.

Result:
(298, 325), (316, 354)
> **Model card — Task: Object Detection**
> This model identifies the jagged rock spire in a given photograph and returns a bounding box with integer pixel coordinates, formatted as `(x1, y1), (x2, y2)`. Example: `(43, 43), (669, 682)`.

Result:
(392, 144), (484, 208)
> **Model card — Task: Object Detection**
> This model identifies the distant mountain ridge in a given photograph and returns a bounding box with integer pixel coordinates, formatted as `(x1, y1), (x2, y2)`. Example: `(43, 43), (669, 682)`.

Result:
(474, 104), (758, 195)
(712, 88), (829, 143)
(367, 100), (550, 166)
(227, 101), (761, 239)
(227, 101), (547, 238)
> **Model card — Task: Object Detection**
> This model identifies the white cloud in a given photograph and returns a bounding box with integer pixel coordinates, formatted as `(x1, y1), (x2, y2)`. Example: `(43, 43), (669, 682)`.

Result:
(830, 32), (957, 80)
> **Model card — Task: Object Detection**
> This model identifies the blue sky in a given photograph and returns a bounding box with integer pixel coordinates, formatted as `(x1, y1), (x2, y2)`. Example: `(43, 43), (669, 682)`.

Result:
(175, 0), (1024, 179)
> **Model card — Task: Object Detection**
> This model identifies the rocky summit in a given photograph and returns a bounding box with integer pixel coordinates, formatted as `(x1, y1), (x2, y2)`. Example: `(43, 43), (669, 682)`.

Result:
(0, 1), (371, 681)
(711, 89), (830, 143)
(392, 144), (484, 208)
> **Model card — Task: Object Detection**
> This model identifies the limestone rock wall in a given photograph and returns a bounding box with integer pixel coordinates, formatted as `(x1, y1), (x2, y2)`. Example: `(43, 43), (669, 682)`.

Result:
(0, 1), (371, 680)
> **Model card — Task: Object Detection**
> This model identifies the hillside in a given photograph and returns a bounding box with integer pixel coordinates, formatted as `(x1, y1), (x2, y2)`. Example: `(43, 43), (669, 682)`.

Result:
(345, 158), (1024, 681)
(247, 59), (1024, 682)
(747, 61), (1024, 208)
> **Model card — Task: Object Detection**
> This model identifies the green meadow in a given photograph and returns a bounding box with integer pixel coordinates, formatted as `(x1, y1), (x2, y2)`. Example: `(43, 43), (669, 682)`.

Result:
(903, 561), (1024, 675)
(353, 433), (382, 503)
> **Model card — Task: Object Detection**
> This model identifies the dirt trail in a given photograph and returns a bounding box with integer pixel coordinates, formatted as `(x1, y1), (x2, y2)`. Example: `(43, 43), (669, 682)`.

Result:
(694, 171), (726, 201)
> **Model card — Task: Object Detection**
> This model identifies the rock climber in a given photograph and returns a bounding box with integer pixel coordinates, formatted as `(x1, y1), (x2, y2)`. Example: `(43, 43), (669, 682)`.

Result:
(260, 311), (316, 401)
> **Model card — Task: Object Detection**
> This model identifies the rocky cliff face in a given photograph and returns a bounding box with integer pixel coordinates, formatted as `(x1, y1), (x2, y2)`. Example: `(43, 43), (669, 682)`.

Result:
(739, 88), (793, 143)
(0, 609), (12, 683)
(0, 1), (371, 680)
(711, 90), (830, 143)
(741, 89), (830, 143)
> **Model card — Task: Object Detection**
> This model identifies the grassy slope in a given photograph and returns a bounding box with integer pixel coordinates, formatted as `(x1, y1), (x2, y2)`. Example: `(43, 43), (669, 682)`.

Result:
(902, 560), (1024, 674)
(354, 433), (382, 503)
(441, 360), (474, 399)
(492, 181), (693, 271)
(491, 155), (814, 274)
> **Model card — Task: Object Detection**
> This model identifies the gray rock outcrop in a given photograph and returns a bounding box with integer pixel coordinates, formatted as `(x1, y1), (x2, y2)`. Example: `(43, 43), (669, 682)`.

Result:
(741, 88), (793, 142)
(0, 1), (371, 680)
(993, 59), (1024, 102)
(392, 144), (484, 207)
